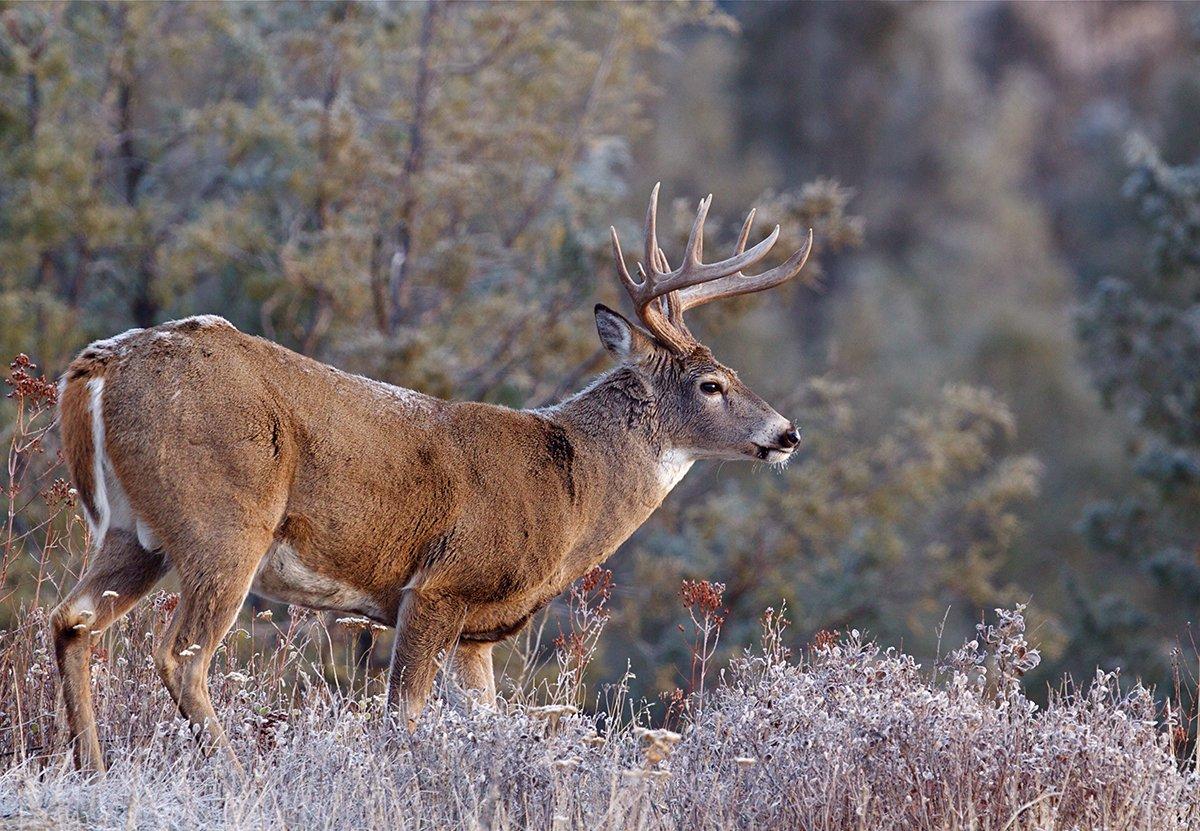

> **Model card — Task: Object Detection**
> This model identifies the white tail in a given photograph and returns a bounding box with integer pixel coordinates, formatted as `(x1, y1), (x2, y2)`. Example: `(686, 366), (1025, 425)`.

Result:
(85, 378), (109, 542)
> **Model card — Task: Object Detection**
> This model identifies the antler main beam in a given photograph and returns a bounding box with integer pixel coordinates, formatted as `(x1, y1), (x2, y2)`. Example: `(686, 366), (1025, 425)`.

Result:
(609, 184), (813, 352)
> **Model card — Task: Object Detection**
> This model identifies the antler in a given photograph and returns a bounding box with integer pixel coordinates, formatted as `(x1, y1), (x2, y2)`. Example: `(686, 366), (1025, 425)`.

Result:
(609, 183), (813, 352)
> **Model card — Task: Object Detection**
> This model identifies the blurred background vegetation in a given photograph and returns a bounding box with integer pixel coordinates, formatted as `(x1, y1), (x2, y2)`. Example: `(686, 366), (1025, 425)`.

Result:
(2, 1), (1199, 705)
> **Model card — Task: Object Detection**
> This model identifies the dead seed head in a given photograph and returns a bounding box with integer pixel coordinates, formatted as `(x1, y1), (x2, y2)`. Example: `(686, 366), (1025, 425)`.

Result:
(42, 478), (76, 508)
(5, 354), (57, 406)
(680, 579), (725, 617)
(811, 628), (838, 651)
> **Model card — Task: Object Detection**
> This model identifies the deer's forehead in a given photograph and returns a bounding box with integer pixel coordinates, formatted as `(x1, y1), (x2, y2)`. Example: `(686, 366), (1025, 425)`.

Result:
(685, 347), (736, 375)
(673, 345), (714, 370)
(687, 362), (730, 379)
(668, 355), (739, 385)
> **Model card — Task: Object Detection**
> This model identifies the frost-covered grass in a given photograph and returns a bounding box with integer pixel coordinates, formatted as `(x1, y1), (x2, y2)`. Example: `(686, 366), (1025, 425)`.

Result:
(1, 358), (1197, 829)
(1, 597), (1197, 831)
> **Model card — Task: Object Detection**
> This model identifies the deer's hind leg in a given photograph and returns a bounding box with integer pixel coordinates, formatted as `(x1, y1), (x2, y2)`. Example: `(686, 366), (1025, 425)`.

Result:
(51, 528), (170, 772)
(153, 521), (276, 769)
(452, 640), (497, 706)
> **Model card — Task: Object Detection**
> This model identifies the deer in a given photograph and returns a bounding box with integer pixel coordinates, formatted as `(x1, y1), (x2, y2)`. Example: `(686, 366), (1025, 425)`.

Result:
(50, 185), (811, 772)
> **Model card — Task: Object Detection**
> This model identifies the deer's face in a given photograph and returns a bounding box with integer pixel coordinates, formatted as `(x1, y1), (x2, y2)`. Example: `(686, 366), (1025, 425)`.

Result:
(595, 305), (799, 465)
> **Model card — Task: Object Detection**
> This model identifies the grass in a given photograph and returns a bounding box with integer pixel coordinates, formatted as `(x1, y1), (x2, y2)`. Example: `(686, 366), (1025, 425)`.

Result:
(2, 355), (1199, 830)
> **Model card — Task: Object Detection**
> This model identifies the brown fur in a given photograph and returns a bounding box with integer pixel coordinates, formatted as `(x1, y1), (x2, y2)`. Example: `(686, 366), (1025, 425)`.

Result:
(58, 367), (99, 526)
(50, 305), (798, 771)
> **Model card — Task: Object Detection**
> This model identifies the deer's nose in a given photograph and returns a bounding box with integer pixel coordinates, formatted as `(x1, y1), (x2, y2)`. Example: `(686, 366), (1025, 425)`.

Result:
(779, 426), (801, 449)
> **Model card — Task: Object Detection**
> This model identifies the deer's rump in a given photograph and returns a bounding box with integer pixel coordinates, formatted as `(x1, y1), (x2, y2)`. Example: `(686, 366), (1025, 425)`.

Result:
(60, 318), (447, 608)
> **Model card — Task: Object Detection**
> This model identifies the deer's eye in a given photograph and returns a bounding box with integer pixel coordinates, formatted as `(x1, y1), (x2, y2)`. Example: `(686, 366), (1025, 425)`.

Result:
(699, 381), (724, 396)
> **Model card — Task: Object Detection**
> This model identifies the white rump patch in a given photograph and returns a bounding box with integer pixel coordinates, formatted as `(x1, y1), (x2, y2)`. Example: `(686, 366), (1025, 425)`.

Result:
(657, 449), (695, 491)
(84, 378), (153, 550)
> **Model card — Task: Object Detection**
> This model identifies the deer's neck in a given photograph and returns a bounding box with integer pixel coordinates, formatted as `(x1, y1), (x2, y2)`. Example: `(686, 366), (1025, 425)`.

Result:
(539, 366), (691, 534)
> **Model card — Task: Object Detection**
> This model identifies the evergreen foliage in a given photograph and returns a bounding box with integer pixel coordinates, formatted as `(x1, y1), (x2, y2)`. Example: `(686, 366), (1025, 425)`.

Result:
(3, 0), (1200, 713)
(1075, 146), (1200, 678)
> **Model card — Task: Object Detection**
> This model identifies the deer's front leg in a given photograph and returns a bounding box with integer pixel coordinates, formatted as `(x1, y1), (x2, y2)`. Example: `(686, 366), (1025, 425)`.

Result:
(388, 590), (466, 729)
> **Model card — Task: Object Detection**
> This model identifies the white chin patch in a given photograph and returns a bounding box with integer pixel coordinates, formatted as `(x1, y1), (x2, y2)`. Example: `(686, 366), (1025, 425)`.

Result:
(748, 445), (793, 465)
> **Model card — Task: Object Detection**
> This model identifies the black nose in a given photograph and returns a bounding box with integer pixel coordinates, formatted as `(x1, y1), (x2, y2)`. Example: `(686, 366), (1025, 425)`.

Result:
(779, 426), (800, 449)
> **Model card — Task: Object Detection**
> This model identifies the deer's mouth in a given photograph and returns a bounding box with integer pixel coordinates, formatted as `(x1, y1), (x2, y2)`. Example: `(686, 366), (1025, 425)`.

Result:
(752, 443), (794, 465)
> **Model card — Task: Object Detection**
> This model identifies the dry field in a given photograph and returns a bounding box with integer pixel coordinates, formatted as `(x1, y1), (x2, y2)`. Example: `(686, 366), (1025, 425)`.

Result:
(2, 599), (1198, 830)
(2, 359), (1199, 831)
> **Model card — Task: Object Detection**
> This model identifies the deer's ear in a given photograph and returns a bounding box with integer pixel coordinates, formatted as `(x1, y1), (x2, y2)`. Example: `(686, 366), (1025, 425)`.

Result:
(595, 304), (656, 361)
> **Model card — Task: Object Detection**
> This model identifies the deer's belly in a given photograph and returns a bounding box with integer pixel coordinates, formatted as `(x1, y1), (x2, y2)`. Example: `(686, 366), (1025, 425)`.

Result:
(252, 540), (388, 622)
(456, 554), (601, 643)
(459, 590), (558, 643)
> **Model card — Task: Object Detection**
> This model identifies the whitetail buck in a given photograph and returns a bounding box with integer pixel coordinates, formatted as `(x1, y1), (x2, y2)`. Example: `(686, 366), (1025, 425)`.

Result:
(51, 185), (811, 771)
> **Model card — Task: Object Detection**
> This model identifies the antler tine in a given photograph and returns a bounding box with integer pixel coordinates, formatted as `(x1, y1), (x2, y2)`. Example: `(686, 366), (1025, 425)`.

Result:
(643, 182), (661, 280)
(654, 246), (671, 273)
(609, 227), (641, 296)
(677, 228), (814, 311)
(611, 217), (688, 350)
(682, 194), (713, 266)
(734, 209), (755, 255)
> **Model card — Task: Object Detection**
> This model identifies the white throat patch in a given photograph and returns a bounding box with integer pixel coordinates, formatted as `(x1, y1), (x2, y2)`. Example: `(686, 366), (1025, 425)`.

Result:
(657, 449), (695, 491)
